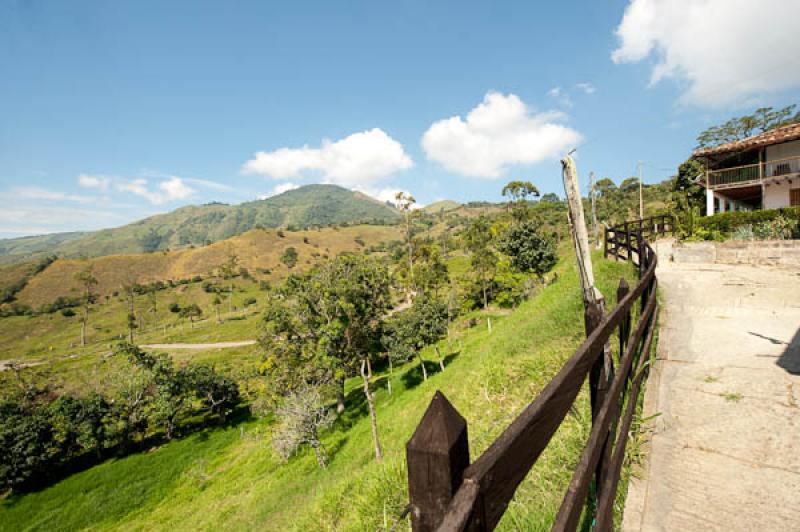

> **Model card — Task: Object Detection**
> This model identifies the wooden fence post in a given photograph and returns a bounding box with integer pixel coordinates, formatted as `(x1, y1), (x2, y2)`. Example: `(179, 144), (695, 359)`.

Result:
(407, 391), (470, 531)
(585, 301), (612, 515)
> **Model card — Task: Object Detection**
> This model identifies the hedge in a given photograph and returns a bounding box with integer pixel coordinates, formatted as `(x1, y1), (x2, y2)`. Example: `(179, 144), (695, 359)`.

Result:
(695, 207), (800, 234)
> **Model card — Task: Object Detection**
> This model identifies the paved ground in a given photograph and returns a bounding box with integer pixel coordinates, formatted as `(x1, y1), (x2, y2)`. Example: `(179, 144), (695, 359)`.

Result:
(623, 243), (800, 531)
(139, 340), (257, 350)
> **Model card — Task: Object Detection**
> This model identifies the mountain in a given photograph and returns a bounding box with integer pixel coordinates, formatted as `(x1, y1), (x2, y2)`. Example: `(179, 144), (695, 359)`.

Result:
(0, 185), (400, 263)
(422, 199), (461, 214)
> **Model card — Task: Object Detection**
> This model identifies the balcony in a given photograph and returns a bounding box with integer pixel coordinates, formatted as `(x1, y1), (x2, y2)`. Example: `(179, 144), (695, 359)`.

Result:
(707, 155), (800, 189)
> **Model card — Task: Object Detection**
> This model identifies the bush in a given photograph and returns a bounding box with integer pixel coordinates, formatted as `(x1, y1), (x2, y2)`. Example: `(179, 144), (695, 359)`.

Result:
(60, 308), (76, 317)
(695, 207), (800, 235)
(753, 215), (797, 240)
(243, 297), (257, 307)
(168, 302), (181, 313)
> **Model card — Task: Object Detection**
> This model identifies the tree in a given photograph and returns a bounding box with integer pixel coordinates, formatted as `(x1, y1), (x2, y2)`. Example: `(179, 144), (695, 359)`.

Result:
(540, 192), (560, 203)
(464, 215), (497, 308)
(384, 296), (449, 381)
(412, 243), (449, 296)
(620, 176), (641, 193)
(116, 343), (192, 440)
(696, 104), (799, 148)
(395, 191), (417, 301)
(180, 303), (202, 329)
(501, 180), (540, 220)
(272, 385), (335, 468)
(219, 249), (239, 314)
(502, 180), (540, 204)
(187, 364), (240, 423)
(281, 247), (298, 269)
(212, 295), (222, 324)
(594, 178), (617, 197)
(498, 221), (558, 281)
(74, 266), (98, 347)
(259, 254), (390, 460)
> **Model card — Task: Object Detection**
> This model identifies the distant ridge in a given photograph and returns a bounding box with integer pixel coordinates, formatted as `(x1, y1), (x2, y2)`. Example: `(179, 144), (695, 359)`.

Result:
(0, 184), (400, 263)
(422, 200), (461, 214)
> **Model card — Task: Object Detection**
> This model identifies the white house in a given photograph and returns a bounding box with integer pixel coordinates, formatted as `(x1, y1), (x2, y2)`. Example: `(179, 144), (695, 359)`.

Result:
(693, 123), (800, 215)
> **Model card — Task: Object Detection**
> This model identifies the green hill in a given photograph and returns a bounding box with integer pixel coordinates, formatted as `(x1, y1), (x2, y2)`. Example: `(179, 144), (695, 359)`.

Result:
(0, 185), (400, 263)
(422, 199), (460, 214)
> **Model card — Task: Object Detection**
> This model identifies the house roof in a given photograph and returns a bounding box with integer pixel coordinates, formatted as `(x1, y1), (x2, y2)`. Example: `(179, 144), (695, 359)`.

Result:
(693, 123), (800, 158)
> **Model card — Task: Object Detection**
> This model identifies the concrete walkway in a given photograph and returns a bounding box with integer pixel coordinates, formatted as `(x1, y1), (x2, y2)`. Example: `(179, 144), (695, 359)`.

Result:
(623, 247), (800, 531)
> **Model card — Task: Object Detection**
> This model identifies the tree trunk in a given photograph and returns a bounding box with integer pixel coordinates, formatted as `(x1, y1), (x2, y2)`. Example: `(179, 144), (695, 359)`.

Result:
(482, 280), (488, 309)
(387, 355), (393, 395)
(311, 438), (327, 468)
(81, 316), (87, 347)
(435, 345), (445, 372)
(361, 360), (382, 461)
(417, 352), (428, 381)
(336, 377), (346, 414)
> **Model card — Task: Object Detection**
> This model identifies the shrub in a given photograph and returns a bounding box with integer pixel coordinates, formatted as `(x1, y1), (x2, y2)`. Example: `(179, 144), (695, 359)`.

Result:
(168, 302), (181, 313)
(60, 308), (76, 317)
(695, 207), (800, 235)
(243, 297), (257, 307)
(753, 215), (797, 240)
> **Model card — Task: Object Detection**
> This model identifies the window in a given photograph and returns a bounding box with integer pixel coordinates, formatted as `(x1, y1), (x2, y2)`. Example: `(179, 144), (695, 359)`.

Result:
(791, 188), (800, 206)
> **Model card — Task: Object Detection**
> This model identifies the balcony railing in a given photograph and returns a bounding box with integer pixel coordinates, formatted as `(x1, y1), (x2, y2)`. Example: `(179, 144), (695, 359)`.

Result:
(707, 155), (800, 189)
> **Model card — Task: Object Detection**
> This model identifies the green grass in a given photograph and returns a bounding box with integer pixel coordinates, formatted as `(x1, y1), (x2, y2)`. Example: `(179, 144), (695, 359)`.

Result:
(0, 252), (639, 531)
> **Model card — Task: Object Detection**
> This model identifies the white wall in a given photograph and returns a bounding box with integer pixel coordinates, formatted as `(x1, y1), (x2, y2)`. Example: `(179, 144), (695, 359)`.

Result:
(766, 139), (800, 161)
(763, 180), (794, 209)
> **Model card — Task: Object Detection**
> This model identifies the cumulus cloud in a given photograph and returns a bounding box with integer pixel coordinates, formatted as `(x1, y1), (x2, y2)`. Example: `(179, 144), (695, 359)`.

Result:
(258, 182), (300, 200)
(242, 128), (413, 188)
(421, 91), (581, 178)
(78, 174), (111, 191)
(117, 176), (195, 205)
(612, 0), (800, 106)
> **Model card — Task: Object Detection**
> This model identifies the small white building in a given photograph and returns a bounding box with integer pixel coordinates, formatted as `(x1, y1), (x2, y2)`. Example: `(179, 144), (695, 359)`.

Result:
(693, 123), (800, 215)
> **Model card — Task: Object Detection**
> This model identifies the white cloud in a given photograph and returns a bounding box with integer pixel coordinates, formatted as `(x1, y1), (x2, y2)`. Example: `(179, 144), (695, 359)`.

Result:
(547, 86), (573, 108)
(12, 186), (95, 204)
(0, 205), (129, 237)
(258, 182), (300, 200)
(612, 0), (800, 106)
(575, 82), (596, 95)
(421, 91), (582, 178)
(117, 176), (195, 205)
(241, 128), (413, 188)
(78, 174), (111, 191)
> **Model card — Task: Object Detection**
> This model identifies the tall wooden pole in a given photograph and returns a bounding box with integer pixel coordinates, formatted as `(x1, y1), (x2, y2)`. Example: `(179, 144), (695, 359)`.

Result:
(561, 156), (602, 307)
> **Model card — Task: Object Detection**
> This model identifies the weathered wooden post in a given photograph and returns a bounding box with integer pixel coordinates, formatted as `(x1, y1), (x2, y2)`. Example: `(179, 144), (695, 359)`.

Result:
(561, 154), (612, 518)
(407, 391), (470, 531)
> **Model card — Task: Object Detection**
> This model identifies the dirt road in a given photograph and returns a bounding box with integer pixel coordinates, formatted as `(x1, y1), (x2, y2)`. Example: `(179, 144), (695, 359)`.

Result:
(623, 249), (800, 531)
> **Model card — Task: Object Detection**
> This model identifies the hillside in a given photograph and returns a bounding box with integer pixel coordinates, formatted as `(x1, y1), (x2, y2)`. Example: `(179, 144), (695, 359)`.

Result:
(422, 199), (460, 214)
(0, 251), (637, 531)
(0, 185), (400, 263)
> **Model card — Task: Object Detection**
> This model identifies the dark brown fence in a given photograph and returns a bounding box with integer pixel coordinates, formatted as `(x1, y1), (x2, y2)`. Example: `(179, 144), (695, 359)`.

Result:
(604, 214), (674, 262)
(405, 219), (669, 531)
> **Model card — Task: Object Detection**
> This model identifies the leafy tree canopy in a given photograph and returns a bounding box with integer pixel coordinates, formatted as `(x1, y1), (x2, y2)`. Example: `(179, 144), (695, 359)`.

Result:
(696, 104), (800, 148)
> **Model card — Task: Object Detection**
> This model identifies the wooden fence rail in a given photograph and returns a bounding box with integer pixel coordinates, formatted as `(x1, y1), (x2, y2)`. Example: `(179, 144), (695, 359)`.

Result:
(603, 214), (673, 262)
(406, 218), (670, 531)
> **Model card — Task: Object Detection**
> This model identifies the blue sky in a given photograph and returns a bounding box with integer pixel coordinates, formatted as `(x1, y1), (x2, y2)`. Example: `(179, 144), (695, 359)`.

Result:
(2, 0), (800, 238)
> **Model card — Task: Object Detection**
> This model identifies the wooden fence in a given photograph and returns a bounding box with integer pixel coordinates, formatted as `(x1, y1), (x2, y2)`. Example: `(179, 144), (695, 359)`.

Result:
(604, 214), (673, 262)
(405, 218), (670, 531)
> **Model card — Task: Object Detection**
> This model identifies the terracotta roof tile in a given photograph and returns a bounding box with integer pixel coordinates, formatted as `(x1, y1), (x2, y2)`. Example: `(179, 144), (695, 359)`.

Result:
(693, 123), (800, 158)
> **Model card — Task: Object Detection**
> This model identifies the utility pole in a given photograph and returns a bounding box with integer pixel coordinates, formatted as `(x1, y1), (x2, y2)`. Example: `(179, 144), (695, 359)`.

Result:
(637, 161), (644, 220)
(589, 171), (599, 248)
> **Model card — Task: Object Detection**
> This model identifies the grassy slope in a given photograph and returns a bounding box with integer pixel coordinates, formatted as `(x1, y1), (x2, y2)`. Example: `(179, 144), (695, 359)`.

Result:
(0, 252), (636, 531)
